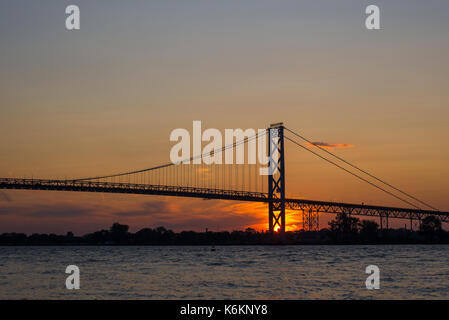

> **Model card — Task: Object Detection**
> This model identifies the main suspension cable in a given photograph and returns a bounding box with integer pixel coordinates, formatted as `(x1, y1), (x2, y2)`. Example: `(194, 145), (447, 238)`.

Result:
(284, 134), (421, 210)
(285, 127), (438, 211)
(73, 130), (266, 182)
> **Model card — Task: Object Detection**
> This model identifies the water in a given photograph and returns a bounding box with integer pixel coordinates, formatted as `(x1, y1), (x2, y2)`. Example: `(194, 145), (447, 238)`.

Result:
(0, 245), (448, 299)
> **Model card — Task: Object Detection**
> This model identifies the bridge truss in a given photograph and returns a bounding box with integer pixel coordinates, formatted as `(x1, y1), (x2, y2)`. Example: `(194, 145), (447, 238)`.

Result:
(1, 178), (448, 225)
(1, 123), (448, 232)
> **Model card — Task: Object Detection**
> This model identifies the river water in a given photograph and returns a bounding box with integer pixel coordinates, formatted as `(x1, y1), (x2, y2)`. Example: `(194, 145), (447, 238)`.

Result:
(0, 245), (448, 299)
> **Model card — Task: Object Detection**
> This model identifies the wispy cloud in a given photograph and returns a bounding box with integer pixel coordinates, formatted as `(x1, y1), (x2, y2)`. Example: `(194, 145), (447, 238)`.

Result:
(0, 192), (268, 234)
(306, 141), (354, 150)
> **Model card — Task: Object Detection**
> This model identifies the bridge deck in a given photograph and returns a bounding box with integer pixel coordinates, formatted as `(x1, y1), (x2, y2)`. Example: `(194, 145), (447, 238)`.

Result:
(1, 178), (448, 222)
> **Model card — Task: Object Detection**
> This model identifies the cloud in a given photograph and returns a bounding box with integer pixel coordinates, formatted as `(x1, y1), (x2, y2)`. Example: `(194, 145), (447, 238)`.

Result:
(0, 190), (269, 234)
(110, 198), (267, 231)
(114, 200), (173, 217)
(306, 141), (354, 150)
(0, 202), (97, 218)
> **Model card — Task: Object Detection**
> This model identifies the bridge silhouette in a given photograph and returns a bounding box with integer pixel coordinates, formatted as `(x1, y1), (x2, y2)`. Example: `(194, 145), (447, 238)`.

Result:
(1, 123), (448, 232)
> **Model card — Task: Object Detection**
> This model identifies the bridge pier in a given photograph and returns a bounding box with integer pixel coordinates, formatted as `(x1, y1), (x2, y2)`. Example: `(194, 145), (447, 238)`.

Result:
(302, 208), (320, 231)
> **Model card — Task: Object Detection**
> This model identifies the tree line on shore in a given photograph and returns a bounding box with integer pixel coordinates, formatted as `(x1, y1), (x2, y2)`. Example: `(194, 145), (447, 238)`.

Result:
(1, 213), (448, 245)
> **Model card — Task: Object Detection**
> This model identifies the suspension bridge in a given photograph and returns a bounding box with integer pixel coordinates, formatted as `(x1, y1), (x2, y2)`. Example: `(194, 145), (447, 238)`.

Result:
(1, 123), (448, 232)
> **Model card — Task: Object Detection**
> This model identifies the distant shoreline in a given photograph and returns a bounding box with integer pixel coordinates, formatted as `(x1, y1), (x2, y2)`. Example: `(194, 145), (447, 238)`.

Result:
(1, 243), (449, 246)
(2, 216), (448, 246)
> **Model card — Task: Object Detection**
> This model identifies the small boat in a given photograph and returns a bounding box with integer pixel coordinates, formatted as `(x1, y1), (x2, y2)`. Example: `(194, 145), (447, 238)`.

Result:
(211, 246), (216, 252)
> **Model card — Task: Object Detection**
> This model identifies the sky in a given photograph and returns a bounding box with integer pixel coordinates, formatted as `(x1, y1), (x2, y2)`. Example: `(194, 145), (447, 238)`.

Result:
(1, 0), (449, 234)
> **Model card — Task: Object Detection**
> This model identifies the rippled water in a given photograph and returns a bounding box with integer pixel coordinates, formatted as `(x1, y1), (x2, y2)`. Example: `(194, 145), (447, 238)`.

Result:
(0, 245), (448, 299)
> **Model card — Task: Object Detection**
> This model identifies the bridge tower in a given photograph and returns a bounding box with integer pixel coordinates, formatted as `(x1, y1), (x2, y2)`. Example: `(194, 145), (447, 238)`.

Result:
(268, 123), (286, 234)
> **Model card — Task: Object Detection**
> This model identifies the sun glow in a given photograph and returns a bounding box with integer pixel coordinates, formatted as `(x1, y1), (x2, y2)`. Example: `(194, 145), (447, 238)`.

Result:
(274, 225), (280, 232)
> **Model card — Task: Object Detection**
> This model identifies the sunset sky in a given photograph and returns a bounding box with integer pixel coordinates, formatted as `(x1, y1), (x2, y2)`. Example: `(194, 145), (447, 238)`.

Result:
(1, 0), (449, 234)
